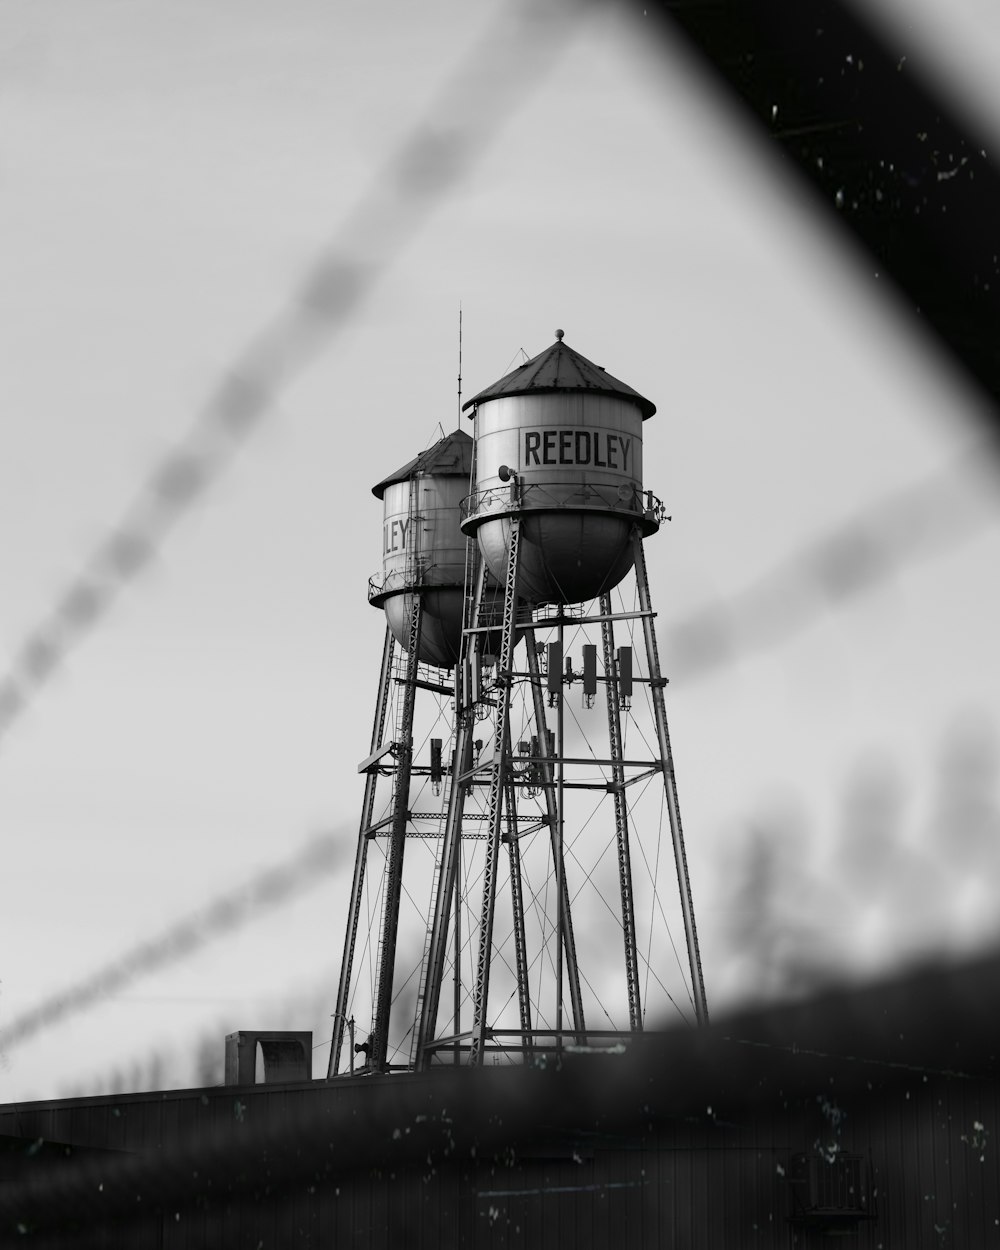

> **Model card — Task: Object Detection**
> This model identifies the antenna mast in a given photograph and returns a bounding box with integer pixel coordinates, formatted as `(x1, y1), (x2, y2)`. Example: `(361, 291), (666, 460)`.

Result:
(457, 304), (463, 427)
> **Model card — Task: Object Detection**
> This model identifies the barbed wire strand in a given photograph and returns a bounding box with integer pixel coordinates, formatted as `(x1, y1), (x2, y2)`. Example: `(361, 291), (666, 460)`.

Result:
(0, 830), (345, 1057)
(663, 446), (999, 682)
(0, 0), (584, 747)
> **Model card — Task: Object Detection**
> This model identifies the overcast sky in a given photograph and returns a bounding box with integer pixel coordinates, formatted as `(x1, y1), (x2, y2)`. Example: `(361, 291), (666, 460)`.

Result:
(2, 0), (1000, 1100)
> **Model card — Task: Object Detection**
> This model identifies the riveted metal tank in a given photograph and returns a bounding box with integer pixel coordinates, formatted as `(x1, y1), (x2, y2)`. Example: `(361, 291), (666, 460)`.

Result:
(460, 333), (659, 606)
(369, 429), (473, 670)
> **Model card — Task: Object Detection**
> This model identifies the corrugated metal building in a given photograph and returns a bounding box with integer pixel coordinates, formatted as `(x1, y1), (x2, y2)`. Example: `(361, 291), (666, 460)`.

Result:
(2, 952), (998, 1247)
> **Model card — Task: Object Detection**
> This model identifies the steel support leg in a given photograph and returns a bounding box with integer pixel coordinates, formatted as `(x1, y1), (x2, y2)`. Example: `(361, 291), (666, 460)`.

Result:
(329, 625), (396, 1078)
(470, 517), (521, 1065)
(371, 597), (423, 1069)
(412, 557), (486, 1069)
(599, 592), (643, 1033)
(555, 610), (565, 1044)
(631, 530), (709, 1027)
(453, 829), (462, 1066)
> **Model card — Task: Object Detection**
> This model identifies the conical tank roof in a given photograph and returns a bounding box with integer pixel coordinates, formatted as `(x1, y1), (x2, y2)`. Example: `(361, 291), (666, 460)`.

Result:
(371, 427), (474, 500)
(462, 332), (656, 420)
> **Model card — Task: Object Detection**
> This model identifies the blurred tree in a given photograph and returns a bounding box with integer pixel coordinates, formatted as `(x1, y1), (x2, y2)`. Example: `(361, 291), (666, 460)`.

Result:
(720, 710), (1000, 1006)
(721, 802), (841, 1003)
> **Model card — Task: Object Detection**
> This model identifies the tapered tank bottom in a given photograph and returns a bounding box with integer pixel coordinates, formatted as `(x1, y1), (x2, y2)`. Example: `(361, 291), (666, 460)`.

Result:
(474, 511), (636, 607)
(383, 587), (465, 670)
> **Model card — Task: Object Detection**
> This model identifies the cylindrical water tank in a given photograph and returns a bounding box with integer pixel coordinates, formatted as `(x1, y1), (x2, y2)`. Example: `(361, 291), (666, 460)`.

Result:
(460, 333), (658, 606)
(369, 429), (473, 670)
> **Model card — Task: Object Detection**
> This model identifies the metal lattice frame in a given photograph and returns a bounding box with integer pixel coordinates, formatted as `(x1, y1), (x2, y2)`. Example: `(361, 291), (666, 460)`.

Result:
(599, 591), (643, 1033)
(411, 554), (485, 1068)
(524, 633), (586, 1039)
(357, 516), (708, 1072)
(631, 528), (709, 1027)
(469, 516), (521, 1065)
(370, 594), (423, 1069)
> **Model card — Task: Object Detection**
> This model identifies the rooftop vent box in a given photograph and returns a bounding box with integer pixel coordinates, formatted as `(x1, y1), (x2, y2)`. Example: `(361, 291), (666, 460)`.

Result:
(224, 1031), (312, 1086)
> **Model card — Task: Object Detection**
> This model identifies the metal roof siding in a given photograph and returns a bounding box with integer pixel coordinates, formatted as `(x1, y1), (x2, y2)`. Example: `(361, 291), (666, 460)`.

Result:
(6, 956), (1000, 1245)
(462, 338), (657, 420)
(370, 427), (473, 499)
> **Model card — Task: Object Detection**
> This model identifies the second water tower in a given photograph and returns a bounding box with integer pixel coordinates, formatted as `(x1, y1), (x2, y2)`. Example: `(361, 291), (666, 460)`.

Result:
(368, 428), (473, 670)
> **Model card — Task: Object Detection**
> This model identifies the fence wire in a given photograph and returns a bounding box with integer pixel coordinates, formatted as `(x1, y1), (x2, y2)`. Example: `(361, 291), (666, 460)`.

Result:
(664, 445), (999, 680)
(0, 832), (344, 1058)
(0, 0), (584, 747)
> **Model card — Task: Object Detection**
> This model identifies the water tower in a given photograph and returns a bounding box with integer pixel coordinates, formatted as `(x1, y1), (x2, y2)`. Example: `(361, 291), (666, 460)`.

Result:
(329, 428), (474, 1076)
(368, 429), (473, 670)
(407, 332), (708, 1068)
(464, 327), (658, 605)
(329, 334), (708, 1078)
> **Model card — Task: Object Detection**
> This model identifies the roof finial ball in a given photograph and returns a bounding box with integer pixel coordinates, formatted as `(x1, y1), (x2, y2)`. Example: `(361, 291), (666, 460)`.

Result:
(554, 328), (564, 341)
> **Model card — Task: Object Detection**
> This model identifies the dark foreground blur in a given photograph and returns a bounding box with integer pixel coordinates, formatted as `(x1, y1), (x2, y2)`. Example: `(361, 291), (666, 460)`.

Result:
(2, 947), (998, 1248)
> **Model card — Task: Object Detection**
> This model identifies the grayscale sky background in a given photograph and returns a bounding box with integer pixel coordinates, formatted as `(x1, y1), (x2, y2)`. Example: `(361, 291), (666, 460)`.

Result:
(2, 0), (1000, 1100)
